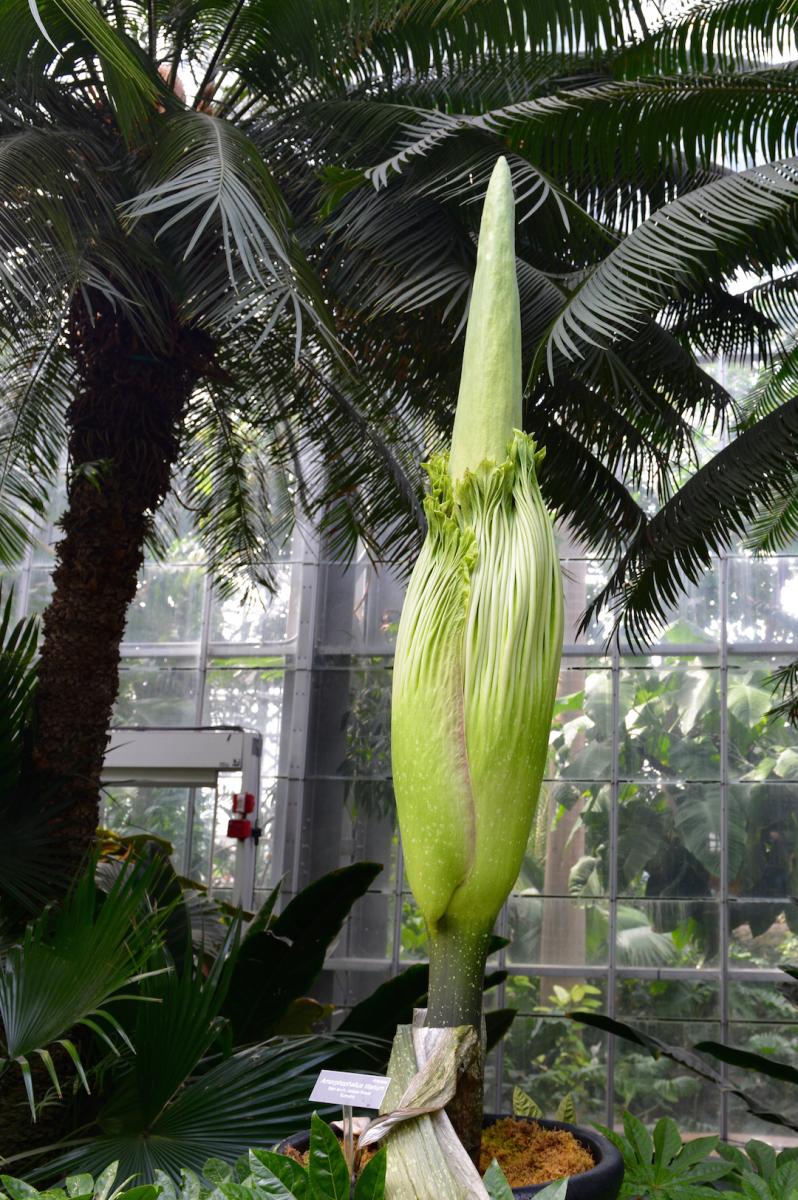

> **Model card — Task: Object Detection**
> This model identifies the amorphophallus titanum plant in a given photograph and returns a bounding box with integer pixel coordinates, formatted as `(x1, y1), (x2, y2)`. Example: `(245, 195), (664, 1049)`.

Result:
(389, 156), (564, 1166)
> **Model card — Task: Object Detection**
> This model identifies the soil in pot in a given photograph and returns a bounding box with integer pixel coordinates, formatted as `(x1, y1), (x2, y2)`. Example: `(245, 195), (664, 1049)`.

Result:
(479, 1118), (594, 1187)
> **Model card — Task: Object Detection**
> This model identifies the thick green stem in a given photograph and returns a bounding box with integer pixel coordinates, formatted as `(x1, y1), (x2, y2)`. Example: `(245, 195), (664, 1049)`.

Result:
(426, 918), (490, 1167)
(426, 918), (490, 1029)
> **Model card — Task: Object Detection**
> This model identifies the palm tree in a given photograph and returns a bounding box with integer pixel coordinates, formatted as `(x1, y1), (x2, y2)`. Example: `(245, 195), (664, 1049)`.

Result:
(6, 0), (626, 883)
(6, 0), (798, 891)
(277, 0), (798, 665)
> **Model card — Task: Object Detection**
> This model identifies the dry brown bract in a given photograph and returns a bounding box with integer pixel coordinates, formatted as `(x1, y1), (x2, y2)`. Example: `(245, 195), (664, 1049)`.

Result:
(479, 1118), (595, 1187)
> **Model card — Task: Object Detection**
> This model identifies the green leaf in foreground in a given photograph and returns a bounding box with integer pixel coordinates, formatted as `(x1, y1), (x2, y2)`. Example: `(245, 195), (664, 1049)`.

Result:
(249, 1148), (308, 1200)
(353, 1148), (386, 1200)
(532, 1182), (567, 1200)
(308, 1114), (350, 1200)
(482, 1160), (514, 1200)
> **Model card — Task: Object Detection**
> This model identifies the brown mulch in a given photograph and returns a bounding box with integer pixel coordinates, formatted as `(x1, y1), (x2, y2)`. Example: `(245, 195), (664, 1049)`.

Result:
(479, 1118), (595, 1187)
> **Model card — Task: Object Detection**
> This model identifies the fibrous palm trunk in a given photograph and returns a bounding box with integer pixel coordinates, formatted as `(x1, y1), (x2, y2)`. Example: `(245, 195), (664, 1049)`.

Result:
(29, 292), (211, 886)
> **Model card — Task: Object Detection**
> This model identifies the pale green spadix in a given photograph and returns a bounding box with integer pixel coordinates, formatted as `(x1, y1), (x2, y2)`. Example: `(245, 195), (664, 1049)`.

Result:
(391, 157), (564, 1029)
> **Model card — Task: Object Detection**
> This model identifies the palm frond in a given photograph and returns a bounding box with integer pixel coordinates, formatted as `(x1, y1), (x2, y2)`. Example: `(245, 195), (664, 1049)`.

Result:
(0, 588), (37, 799)
(765, 658), (798, 724)
(177, 384), (296, 597)
(0, 0), (165, 140)
(583, 395), (798, 647)
(123, 111), (330, 339)
(533, 419), (647, 558)
(736, 341), (798, 428)
(745, 476), (798, 553)
(613, 0), (798, 75)
(0, 862), (166, 1114)
(217, 0), (649, 108)
(548, 158), (798, 371)
(37, 1036), (361, 1180)
(97, 920), (240, 1134)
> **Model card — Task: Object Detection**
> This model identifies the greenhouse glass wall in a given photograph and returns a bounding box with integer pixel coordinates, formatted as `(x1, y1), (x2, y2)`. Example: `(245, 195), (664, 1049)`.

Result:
(7, 441), (798, 1144)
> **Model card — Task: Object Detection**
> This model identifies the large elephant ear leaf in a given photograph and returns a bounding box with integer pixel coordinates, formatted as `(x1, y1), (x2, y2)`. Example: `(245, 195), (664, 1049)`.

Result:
(0, 861), (166, 1115)
(223, 862), (382, 1042)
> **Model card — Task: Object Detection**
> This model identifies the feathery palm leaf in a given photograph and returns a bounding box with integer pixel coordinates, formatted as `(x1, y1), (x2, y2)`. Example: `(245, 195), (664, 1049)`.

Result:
(548, 158), (798, 368)
(581, 396), (798, 647)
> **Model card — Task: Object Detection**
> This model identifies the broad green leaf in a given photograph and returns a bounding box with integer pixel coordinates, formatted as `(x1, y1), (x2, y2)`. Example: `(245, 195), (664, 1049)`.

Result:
(533, 1183), (567, 1200)
(65, 1179), (93, 1199)
(202, 1163), (232, 1187)
(92, 1163), (118, 1200)
(728, 682), (772, 727)
(225, 1172), (293, 1200)
(652, 1117), (681, 1173)
(746, 1139), (778, 1179)
(482, 1161), (514, 1200)
(1, 1179), (41, 1200)
(353, 1148), (386, 1200)
(249, 1150), (308, 1200)
(623, 1110), (654, 1166)
(308, 1114), (350, 1200)
(673, 1135), (721, 1170)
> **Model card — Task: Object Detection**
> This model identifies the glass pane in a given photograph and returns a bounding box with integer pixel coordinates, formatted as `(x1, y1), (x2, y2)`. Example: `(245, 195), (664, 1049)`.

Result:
(727, 658), (798, 780)
(26, 566), (55, 617)
(204, 662), (285, 774)
(728, 555), (798, 645)
(317, 561), (405, 654)
(729, 899), (798, 968)
(100, 785), (189, 867)
(124, 563), (205, 644)
(522, 780), (610, 898)
(298, 779), (398, 892)
(506, 896), (607, 968)
(325, 891), (395, 964)
(115, 657), (200, 725)
(549, 664), (613, 782)
(498, 1010), (607, 1123)
(616, 977), (719, 1021)
(618, 900), (718, 969)
(726, 1022), (798, 1143)
(210, 566), (295, 644)
(616, 782), (721, 901)
(619, 661), (720, 782)
(613, 1020), (720, 1132)
(310, 661), (393, 779)
(727, 783), (798, 900)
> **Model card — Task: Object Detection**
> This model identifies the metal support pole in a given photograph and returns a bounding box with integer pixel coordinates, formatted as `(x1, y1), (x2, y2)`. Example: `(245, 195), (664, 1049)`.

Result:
(718, 552), (730, 1141)
(605, 640), (621, 1129)
(233, 730), (263, 909)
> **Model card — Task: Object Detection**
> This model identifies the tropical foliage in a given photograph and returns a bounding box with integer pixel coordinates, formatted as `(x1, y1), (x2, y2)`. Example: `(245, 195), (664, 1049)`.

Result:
(9, 0), (798, 888)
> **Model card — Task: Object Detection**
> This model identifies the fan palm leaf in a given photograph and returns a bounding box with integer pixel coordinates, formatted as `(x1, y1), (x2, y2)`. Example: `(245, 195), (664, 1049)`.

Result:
(0, 862), (167, 1114)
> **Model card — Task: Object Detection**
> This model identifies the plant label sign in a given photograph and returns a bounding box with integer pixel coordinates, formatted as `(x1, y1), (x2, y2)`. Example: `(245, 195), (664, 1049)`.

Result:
(310, 1069), (391, 1109)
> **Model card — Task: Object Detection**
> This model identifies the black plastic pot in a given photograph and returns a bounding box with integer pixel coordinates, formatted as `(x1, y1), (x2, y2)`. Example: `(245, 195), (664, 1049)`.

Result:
(483, 1114), (623, 1199)
(277, 1114), (623, 1199)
